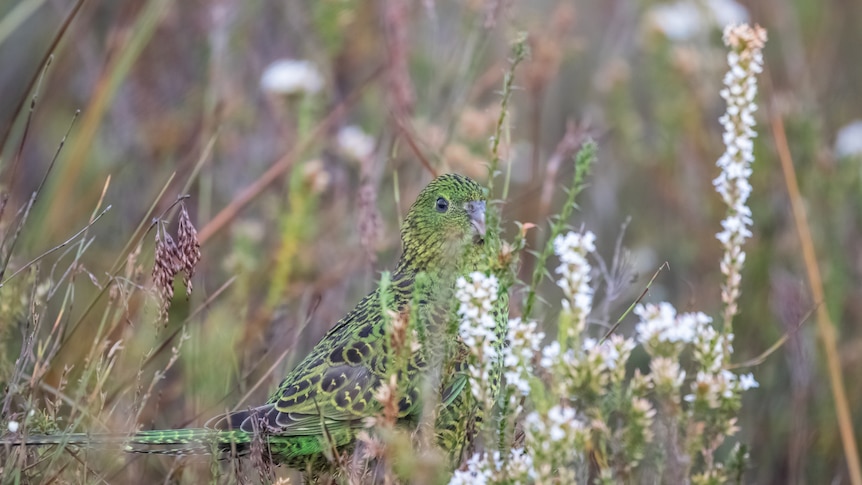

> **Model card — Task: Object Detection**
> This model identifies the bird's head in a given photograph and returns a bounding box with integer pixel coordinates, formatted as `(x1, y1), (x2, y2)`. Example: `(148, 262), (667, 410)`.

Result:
(398, 173), (488, 274)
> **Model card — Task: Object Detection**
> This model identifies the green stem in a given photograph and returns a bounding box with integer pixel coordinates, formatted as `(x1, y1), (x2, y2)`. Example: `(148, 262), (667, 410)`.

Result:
(486, 32), (529, 236)
(522, 140), (597, 322)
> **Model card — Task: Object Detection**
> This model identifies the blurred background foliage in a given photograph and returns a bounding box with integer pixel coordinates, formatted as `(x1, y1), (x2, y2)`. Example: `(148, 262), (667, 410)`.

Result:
(1, 0), (862, 483)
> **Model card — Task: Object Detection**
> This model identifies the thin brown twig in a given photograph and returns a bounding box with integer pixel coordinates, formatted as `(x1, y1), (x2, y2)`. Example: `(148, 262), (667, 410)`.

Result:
(58, 173), (176, 353)
(230, 294), (323, 413)
(0, 206), (112, 288)
(771, 111), (862, 485)
(393, 115), (437, 177)
(538, 120), (583, 217)
(600, 261), (669, 343)
(518, 121), (586, 282)
(0, 0), (85, 150)
(727, 304), (815, 369)
(198, 65), (385, 245)
(147, 194), (191, 229)
(63, 449), (111, 485)
(0, 105), (79, 282)
(103, 276), (236, 406)
(18, 373), (108, 428)
(3, 54), (52, 229)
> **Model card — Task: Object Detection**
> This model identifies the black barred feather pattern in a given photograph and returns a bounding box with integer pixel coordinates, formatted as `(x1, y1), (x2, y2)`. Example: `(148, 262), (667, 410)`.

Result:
(2, 174), (508, 471)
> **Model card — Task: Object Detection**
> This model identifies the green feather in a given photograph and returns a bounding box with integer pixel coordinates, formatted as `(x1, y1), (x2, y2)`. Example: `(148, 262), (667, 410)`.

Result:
(6, 174), (509, 472)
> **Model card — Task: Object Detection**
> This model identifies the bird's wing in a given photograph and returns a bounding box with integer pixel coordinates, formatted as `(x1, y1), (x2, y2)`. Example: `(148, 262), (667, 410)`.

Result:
(219, 292), (398, 436)
(209, 362), (383, 437)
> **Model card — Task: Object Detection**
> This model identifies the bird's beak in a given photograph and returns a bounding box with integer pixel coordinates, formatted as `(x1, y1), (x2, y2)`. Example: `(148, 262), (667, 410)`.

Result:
(466, 201), (486, 238)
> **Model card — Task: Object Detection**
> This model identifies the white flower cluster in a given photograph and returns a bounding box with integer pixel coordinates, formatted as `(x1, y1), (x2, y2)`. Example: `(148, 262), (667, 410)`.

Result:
(650, 357), (687, 394)
(582, 335), (636, 373)
(647, 0), (749, 41)
(539, 332), (636, 397)
(260, 59), (324, 96)
(456, 272), (501, 401)
(525, 404), (586, 482)
(449, 449), (535, 485)
(634, 301), (759, 409)
(692, 323), (732, 373)
(503, 318), (544, 396)
(336, 125), (375, 163)
(634, 302), (712, 357)
(526, 405), (583, 444)
(685, 369), (758, 408)
(553, 230), (596, 336)
(713, 24), (766, 325)
(539, 340), (563, 370)
(834, 120), (862, 158)
(628, 396), (658, 450)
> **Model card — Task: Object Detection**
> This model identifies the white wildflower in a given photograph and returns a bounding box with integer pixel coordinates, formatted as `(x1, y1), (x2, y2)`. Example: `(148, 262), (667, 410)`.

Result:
(626, 397), (658, 456)
(540, 340), (561, 370)
(738, 372), (759, 390)
(553, 230), (596, 337)
(449, 449), (534, 485)
(693, 324), (733, 373)
(651, 357), (687, 393)
(505, 449), (536, 481)
(583, 335), (635, 375)
(685, 367), (757, 408)
(546, 405), (577, 441)
(708, 0), (749, 26)
(503, 318), (543, 396)
(525, 404), (585, 483)
(456, 272), (501, 404)
(449, 453), (491, 485)
(834, 120), (862, 158)
(647, 0), (748, 41)
(634, 302), (711, 357)
(261, 59), (324, 96)
(336, 125), (375, 163)
(7, 420), (19, 433)
(685, 370), (737, 408)
(632, 397), (657, 418)
(647, 2), (702, 41)
(526, 404), (584, 448)
(714, 24), (766, 326)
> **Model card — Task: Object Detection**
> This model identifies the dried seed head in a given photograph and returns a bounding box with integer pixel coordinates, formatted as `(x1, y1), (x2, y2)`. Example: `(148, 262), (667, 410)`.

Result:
(153, 225), (182, 324)
(125, 244), (142, 280)
(388, 308), (410, 355)
(178, 204), (201, 296)
(373, 374), (400, 428)
(355, 431), (387, 461)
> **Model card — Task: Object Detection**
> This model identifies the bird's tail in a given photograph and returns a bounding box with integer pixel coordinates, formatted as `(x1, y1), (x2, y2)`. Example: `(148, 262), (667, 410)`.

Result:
(2, 428), (253, 456)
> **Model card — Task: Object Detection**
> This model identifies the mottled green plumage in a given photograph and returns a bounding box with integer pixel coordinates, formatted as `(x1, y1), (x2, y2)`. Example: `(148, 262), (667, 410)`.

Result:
(6, 174), (509, 470)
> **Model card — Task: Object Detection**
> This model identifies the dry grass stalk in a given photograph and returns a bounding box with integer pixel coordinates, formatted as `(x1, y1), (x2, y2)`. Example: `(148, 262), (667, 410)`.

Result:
(152, 224), (181, 323)
(152, 205), (201, 323)
(178, 204), (202, 296)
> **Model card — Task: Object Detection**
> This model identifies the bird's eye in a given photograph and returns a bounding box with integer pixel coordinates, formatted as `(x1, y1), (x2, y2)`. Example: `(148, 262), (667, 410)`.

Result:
(435, 197), (449, 213)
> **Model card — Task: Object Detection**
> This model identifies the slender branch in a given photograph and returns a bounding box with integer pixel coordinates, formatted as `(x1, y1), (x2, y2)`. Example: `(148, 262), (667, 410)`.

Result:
(522, 140), (596, 321)
(0, 0), (85, 150)
(0, 206), (111, 288)
(600, 262), (668, 343)
(197, 65), (384, 245)
(771, 111), (862, 485)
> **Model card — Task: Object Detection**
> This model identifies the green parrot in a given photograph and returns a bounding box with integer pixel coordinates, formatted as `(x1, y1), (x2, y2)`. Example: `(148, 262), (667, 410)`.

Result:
(5, 174), (509, 472)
